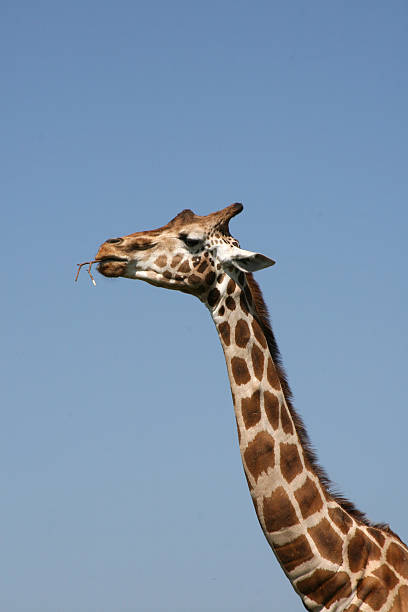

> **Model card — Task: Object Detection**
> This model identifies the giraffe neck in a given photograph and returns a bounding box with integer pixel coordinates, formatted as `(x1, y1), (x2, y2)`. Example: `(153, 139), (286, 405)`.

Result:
(208, 271), (408, 611)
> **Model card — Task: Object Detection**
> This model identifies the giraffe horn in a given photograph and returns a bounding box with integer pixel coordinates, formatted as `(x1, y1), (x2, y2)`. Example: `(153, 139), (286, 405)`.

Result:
(207, 202), (244, 231)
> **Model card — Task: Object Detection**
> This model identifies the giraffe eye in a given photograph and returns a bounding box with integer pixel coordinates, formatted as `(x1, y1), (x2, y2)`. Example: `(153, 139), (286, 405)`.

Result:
(179, 234), (203, 249)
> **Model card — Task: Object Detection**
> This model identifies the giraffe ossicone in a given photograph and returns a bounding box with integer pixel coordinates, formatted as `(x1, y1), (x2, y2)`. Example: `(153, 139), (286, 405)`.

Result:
(91, 203), (408, 612)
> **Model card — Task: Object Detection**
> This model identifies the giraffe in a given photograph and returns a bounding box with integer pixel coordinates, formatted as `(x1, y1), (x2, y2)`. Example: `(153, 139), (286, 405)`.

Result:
(89, 203), (408, 611)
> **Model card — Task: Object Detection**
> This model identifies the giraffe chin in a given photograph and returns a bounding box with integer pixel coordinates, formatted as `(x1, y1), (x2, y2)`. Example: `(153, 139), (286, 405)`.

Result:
(97, 260), (128, 278)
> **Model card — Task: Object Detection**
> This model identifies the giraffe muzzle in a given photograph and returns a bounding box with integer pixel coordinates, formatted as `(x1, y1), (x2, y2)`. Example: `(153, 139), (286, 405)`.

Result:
(97, 256), (129, 278)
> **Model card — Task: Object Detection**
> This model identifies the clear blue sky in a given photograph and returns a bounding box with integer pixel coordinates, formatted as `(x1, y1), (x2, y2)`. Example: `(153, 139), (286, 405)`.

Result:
(1, 2), (407, 611)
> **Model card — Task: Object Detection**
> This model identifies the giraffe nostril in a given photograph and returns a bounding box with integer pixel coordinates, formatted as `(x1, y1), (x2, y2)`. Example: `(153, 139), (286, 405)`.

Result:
(106, 238), (123, 245)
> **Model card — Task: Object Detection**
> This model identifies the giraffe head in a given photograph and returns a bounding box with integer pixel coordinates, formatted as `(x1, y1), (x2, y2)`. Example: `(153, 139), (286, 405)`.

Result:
(95, 203), (275, 304)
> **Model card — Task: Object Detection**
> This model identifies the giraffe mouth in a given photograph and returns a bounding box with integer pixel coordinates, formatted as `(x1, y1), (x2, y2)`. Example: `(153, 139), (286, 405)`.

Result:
(97, 256), (129, 278)
(98, 256), (128, 263)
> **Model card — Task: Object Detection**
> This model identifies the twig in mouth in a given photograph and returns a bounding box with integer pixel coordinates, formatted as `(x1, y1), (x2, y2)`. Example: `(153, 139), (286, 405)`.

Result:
(75, 260), (99, 285)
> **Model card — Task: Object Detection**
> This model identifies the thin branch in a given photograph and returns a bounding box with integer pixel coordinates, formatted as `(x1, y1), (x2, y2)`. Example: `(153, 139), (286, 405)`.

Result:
(75, 260), (100, 285)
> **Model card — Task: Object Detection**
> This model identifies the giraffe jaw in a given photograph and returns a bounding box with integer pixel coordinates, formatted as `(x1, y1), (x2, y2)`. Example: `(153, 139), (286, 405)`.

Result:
(97, 258), (189, 292)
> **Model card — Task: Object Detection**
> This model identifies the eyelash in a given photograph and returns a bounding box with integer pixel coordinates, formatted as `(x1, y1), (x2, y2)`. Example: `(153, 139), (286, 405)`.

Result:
(180, 235), (202, 249)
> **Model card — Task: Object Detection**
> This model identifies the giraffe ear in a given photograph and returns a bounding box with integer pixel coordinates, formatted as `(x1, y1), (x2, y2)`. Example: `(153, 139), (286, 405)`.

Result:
(220, 246), (276, 272)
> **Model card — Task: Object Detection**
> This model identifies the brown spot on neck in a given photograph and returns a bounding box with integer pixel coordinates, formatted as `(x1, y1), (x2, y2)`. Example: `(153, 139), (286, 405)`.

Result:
(389, 586), (408, 612)
(308, 518), (343, 564)
(348, 529), (381, 573)
(357, 577), (387, 610)
(251, 318), (267, 349)
(328, 507), (353, 534)
(274, 535), (314, 573)
(264, 391), (279, 429)
(207, 287), (221, 307)
(226, 296), (236, 311)
(372, 564), (398, 590)
(231, 357), (251, 385)
(241, 390), (261, 429)
(386, 542), (408, 579)
(279, 443), (302, 483)
(244, 431), (275, 481)
(218, 321), (231, 346)
(251, 344), (264, 380)
(205, 271), (216, 286)
(227, 278), (236, 294)
(367, 527), (386, 547)
(263, 487), (299, 532)
(235, 319), (251, 348)
(280, 404), (294, 434)
(266, 358), (280, 389)
(297, 569), (352, 608)
(294, 477), (323, 519)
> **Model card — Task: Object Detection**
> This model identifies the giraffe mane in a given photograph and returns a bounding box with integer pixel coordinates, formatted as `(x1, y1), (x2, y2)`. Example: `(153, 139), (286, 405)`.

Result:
(246, 273), (396, 535)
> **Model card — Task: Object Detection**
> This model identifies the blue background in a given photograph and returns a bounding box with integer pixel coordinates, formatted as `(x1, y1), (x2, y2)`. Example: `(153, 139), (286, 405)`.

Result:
(1, 2), (407, 610)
